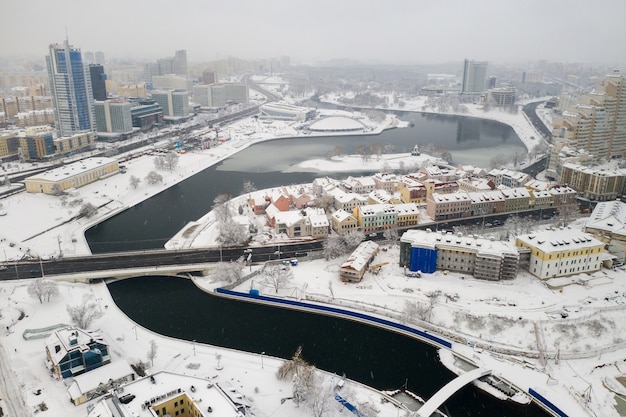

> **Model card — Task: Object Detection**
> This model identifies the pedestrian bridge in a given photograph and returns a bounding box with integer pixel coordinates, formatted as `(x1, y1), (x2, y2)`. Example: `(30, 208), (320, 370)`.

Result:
(417, 367), (491, 417)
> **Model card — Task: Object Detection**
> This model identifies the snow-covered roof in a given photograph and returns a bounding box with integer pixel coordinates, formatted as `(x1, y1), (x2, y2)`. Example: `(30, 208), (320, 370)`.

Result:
(340, 240), (379, 271)
(467, 190), (506, 203)
(358, 203), (397, 216)
(273, 210), (306, 227)
(401, 229), (518, 257)
(345, 175), (376, 188)
(525, 179), (552, 191)
(430, 191), (470, 203)
(530, 189), (552, 199)
(309, 116), (366, 132)
(549, 185), (576, 195)
(585, 201), (626, 237)
(562, 163), (623, 176)
(25, 157), (117, 182)
(68, 360), (134, 399)
(331, 209), (355, 222)
(516, 229), (604, 253)
(457, 177), (493, 190)
(394, 203), (420, 215)
(89, 371), (242, 417)
(368, 189), (395, 204)
(45, 327), (107, 366)
(309, 213), (329, 228)
(499, 187), (530, 199)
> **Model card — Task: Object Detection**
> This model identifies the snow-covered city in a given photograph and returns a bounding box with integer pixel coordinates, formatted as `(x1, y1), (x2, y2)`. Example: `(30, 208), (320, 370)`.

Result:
(3, 2), (626, 417)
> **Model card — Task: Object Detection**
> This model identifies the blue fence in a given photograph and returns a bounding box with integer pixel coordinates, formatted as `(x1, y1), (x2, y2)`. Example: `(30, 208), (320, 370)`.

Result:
(528, 388), (568, 417)
(215, 288), (452, 349)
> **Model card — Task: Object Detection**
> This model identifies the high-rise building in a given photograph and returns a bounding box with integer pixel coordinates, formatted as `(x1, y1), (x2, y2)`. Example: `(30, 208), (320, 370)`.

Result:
(95, 51), (105, 66)
(46, 40), (95, 137)
(144, 50), (188, 84)
(151, 90), (189, 120)
(551, 70), (626, 163)
(89, 64), (107, 101)
(94, 100), (133, 136)
(461, 59), (488, 94)
(83, 51), (94, 65)
(173, 50), (187, 77)
(201, 70), (217, 85)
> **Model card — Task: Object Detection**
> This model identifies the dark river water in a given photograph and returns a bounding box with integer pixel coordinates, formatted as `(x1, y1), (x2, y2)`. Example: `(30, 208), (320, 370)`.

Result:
(98, 114), (548, 416)
(108, 276), (548, 417)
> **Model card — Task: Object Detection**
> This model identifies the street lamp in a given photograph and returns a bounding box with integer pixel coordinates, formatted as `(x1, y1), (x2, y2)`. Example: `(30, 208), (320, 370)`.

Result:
(132, 325), (138, 341)
(192, 340), (196, 356)
(261, 351), (265, 369)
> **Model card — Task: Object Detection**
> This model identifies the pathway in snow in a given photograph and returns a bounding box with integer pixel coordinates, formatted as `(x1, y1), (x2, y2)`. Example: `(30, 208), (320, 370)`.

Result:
(0, 342), (30, 417)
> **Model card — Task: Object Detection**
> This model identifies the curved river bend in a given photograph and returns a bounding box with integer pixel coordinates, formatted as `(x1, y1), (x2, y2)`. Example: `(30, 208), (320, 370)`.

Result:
(99, 115), (547, 416)
(108, 276), (548, 417)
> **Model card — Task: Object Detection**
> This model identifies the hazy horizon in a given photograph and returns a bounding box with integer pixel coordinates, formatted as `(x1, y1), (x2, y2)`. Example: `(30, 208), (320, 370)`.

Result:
(3, 0), (626, 66)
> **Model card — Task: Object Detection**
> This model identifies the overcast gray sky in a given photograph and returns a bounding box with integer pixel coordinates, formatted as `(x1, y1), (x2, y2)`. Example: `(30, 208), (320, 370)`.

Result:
(3, 0), (626, 65)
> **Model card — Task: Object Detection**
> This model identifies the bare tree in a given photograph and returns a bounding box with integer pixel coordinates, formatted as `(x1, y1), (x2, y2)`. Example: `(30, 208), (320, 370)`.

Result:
(402, 300), (429, 322)
(50, 183), (65, 196)
(383, 228), (398, 244)
(556, 204), (580, 227)
(356, 144), (372, 162)
(512, 150), (527, 168)
(145, 171), (163, 185)
(162, 151), (179, 171)
(323, 234), (346, 260)
(217, 219), (248, 247)
(78, 202), (98, 218)
(147, 339), (158, 367)
(311, 194), (334, 211)
(213, 194), (232, 223)
(242, 180), (256, 194)
(261, 263), (294, 293)
(66, 300), (103, 329)
(27, 279), (59, 304)
(489, 153), (509, 169)
(210, 258), (245, 283)
(129, 175), (141, 189)
(342, 229), (365, 250)
(306, 373), (343, 417)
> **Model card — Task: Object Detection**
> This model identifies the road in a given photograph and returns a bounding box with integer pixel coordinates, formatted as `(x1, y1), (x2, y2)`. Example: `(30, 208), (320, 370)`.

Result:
(0, 241), (324, 281)
(0, 207), (558, 282)
(0, 342), (30, 417)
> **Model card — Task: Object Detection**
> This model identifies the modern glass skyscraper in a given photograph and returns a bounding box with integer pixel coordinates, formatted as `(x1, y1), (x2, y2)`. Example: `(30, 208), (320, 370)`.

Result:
(46, 40), (95, 137)
(461, 59), (488, 94)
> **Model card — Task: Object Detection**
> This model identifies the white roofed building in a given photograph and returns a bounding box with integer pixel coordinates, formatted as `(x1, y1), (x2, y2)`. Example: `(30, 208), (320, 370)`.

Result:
(339, 240), (379, 282)
(516, 229), (605, 279)
(45, 327), (111, 380)
(400, 229), (519, 281)
(331, 209), (358, 234)
(24, 157), (118, 194)
(259, 102), (316, 121)
(426, 191), (471, 221)
(499, 187), (531, 212)
(86, 371), (244, 417)
(584, 201), (626, 262)
(342, 176), (376, 194)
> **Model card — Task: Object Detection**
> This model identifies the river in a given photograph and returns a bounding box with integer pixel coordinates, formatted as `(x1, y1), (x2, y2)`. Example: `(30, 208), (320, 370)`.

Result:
(108, 276), (548, 417)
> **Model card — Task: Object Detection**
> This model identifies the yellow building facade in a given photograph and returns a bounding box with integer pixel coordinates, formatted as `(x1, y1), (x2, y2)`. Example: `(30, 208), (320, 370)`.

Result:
(24, 157), (118, 194)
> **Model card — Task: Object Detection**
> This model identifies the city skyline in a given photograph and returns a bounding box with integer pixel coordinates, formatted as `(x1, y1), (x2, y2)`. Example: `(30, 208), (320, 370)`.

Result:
(3, 0), (626, 65)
